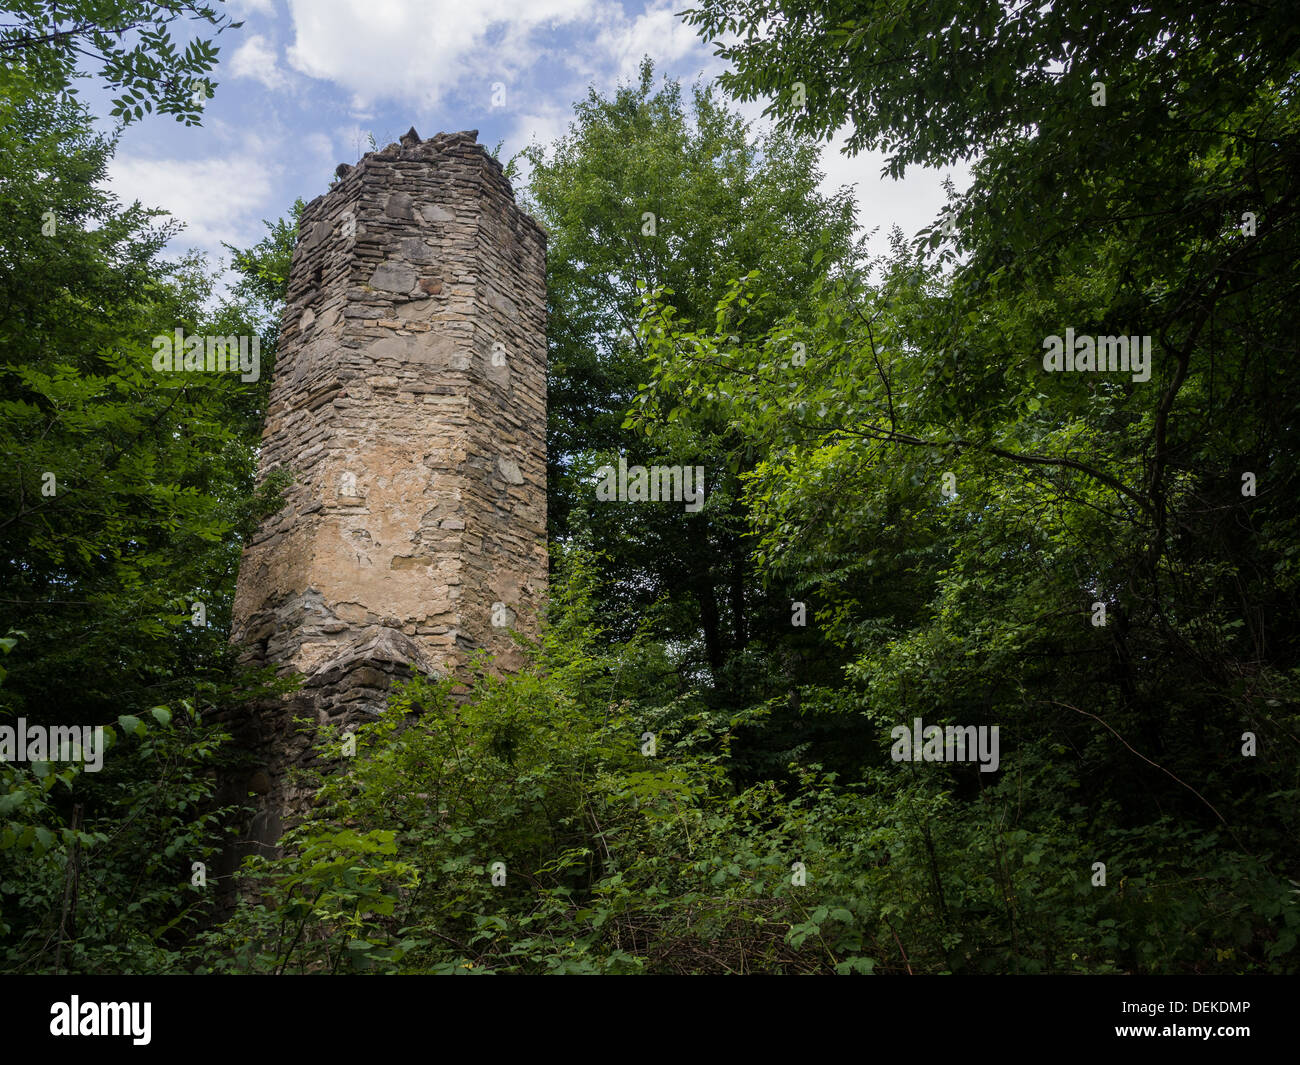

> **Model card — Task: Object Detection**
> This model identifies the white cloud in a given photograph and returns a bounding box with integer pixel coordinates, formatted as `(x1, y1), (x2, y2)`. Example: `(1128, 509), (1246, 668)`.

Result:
(107, 151), (275, 253)
(335, 123), (379, 159)
(817, 132), (973, 268)
(593, 0), (716, 84)
(284, 0), (599, 109)
(730, 95), (774, 132)
(230, 34), (290, 90)
(511, 103), (570, 154)
(689, 93), (968, 269)
(304, 132), (334, 160)
(502, 102), (574, 192)
(585, 0), (717, 85)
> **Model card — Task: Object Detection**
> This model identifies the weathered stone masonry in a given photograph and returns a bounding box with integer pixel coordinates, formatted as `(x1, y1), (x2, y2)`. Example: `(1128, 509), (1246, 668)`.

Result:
(225, 129), (547, 854)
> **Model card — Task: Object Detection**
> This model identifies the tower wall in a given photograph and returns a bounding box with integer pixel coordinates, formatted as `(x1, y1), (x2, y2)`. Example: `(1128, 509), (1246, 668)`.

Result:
(226, 129), (546, 849)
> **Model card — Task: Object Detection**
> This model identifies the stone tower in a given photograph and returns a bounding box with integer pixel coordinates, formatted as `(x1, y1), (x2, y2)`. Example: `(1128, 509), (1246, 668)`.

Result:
(227, 128), (547, 848)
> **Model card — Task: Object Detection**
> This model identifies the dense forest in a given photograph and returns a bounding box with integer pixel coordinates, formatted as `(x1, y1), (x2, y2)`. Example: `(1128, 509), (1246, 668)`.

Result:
(1, 0), (1298, 976)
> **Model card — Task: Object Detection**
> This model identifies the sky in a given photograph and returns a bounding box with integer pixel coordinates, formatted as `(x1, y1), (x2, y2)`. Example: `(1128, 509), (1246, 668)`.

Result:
(100, 0), (969, 276)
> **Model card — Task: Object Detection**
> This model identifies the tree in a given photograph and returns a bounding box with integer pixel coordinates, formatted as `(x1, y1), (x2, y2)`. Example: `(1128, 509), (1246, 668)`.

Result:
(0, 82), (297, 973)
(636, 0), (1300, 962)
(0, 0), (243, 125)
(521, 62), (868, 768)
(0, 85), (281, 730)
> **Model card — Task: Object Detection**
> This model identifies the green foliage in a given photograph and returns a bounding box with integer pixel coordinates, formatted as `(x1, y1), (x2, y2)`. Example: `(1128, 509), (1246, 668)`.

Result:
(0, 88), (287, 724)
(0, 71), (284, 975)
(520, 60), (872, 783)
(4, 1), (1298, 978)
(193, 553), (1298, 974)
(0, 634), (234, 973)
(223, 202), (303, 316)
(199, 552), (810, 973)
(0, 0), (244, 126)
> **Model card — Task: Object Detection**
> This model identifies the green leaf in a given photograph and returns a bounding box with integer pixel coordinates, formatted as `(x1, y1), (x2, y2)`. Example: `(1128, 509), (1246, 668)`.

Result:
(117, 714), (144, 737)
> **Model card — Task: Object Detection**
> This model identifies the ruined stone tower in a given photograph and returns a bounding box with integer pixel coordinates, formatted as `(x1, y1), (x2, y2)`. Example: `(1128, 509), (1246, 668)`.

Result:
(226, 128), (546, 848)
